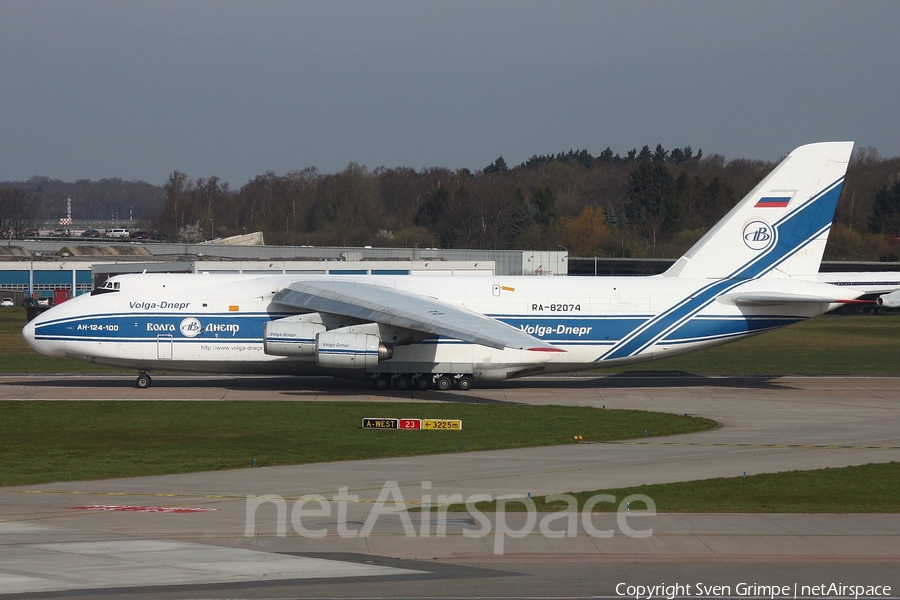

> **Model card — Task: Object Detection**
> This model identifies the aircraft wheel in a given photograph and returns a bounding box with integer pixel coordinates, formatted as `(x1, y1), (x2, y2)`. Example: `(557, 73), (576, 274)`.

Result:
(373, 375), (390, 390)
(456, 375), (473, 391)
(136, 373), (152, 389)
(395, 375), (411, 390)
(415, 376), (431, 390)
(435, 375), (452, 391)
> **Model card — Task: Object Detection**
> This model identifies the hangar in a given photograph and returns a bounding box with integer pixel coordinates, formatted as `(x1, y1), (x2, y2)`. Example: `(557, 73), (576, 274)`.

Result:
(2, 236), (897, 304)
(0, 238), (568, 303)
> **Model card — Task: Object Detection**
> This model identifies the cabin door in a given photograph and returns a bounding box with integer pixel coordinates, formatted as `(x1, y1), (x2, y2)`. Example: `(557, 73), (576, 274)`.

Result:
(157, 334), (173, 360)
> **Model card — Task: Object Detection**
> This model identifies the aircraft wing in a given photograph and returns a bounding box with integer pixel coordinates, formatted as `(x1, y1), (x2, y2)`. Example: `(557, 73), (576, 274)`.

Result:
(272, 280), (561, 352)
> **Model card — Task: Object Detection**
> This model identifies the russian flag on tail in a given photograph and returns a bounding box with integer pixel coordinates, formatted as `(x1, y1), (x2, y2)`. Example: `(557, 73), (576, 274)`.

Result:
(755, 196), (791, 208)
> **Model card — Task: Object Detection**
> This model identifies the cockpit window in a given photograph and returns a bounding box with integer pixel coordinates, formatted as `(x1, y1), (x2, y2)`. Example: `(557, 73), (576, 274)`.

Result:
(91, 280), (121, 296)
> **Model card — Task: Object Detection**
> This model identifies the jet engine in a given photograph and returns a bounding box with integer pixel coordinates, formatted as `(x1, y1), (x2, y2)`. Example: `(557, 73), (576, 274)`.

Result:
(263, 321), (325, 357)
(315, 331), (393, 369)
(877, 290), (900, 308)
(264, 317), (394, 369)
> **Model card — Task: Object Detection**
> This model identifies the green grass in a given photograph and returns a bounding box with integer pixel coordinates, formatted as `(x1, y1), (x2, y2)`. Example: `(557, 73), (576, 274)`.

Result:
(442, 462), (900, 513)
(4, 307), (899, 375)
(0, 307), (119, 373)
(6, 309), (899, 512)
(0, 401), (714, 486)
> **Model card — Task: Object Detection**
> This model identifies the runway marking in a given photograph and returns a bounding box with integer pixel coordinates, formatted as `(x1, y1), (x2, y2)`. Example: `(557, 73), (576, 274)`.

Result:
(0, 540), (424, 594)
(14, 489), (250, 499)
(600, 441), (900, 450)
(12, 489), (426, 504)
(69, 504), (219, 513)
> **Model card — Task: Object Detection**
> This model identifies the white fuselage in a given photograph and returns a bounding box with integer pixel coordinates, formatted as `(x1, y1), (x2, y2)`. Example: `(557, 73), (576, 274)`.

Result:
(24, 272), (844, 382)
(23, 143), (868, 386)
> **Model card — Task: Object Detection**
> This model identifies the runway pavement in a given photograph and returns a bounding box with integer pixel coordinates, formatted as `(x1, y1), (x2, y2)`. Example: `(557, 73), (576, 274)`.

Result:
(1, 374), (899, 598)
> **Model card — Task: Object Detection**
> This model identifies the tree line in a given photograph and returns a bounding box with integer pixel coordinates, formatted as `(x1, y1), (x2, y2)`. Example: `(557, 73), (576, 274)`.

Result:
(3, 144), (900, 260)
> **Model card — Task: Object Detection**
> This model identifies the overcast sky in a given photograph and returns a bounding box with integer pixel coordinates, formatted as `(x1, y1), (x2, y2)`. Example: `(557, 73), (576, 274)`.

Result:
(1, 1), (898, 187)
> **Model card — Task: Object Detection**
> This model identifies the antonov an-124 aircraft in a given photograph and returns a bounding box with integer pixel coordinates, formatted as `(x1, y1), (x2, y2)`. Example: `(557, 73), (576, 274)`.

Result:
(23, 142), (900, 389)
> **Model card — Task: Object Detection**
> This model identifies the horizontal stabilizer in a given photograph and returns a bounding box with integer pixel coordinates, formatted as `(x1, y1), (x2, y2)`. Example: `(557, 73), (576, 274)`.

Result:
(722, 291), (868, 306)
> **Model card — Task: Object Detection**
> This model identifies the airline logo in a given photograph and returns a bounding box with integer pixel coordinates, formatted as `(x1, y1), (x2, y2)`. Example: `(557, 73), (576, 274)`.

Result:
(755, 196), (791, 208)
(742, 221), (774, 251)
(180, 317), (202, 338)
(178, 317), (241, 338)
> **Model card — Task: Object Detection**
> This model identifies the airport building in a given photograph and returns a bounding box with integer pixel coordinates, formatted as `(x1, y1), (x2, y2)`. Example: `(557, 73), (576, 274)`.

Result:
(2, 237), (896, 304)
(0, 238), (568, 302)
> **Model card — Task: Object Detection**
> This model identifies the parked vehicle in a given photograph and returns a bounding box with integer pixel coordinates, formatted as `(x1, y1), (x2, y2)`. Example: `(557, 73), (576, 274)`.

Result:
(0, 298), (13, 307)
(23, 228), (40, 238)
(36, 297), (50, 307)
(105, 228), (130, 238)
(129, 230), (149, 240)
(81, 229), (101, 238)
(49, 227), (70, 237)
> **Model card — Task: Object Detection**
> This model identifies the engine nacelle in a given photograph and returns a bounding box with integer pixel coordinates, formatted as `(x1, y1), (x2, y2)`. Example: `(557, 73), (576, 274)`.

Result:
(877, 290), (900, 308)
(263, 321), (326, 357)
(316, 332), (391, 369)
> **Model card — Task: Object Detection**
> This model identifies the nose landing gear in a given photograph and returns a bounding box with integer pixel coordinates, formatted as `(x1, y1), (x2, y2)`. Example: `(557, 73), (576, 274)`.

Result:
(135, 371), (152, 389)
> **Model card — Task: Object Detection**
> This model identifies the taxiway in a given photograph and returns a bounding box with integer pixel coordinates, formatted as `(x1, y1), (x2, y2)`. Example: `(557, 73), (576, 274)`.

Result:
(1, 374), (898, 598)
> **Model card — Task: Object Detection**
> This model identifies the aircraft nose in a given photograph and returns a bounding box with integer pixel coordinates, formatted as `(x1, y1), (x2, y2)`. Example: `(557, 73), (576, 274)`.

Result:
(22, 319), (36, 348)
(22, 313), (67, 357)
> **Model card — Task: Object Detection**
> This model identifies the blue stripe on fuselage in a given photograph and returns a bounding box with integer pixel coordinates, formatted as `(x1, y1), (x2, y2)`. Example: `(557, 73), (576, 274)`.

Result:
(34, 312), (272, 342)
(663, 316), (804, 343)
(36, 310), (813, 352)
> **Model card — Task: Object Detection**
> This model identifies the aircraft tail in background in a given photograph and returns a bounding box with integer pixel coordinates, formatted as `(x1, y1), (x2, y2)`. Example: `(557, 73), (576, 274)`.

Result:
(665, 141), (853, 280)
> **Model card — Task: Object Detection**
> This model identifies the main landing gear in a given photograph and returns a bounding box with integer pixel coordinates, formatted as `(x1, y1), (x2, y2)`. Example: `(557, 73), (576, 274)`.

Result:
(135, 371), (152, 389)
(372, 373), (473, 391)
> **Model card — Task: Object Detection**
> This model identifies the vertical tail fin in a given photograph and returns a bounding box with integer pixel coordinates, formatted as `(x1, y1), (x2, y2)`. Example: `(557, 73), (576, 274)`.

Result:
(665, 142), (853, 280)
